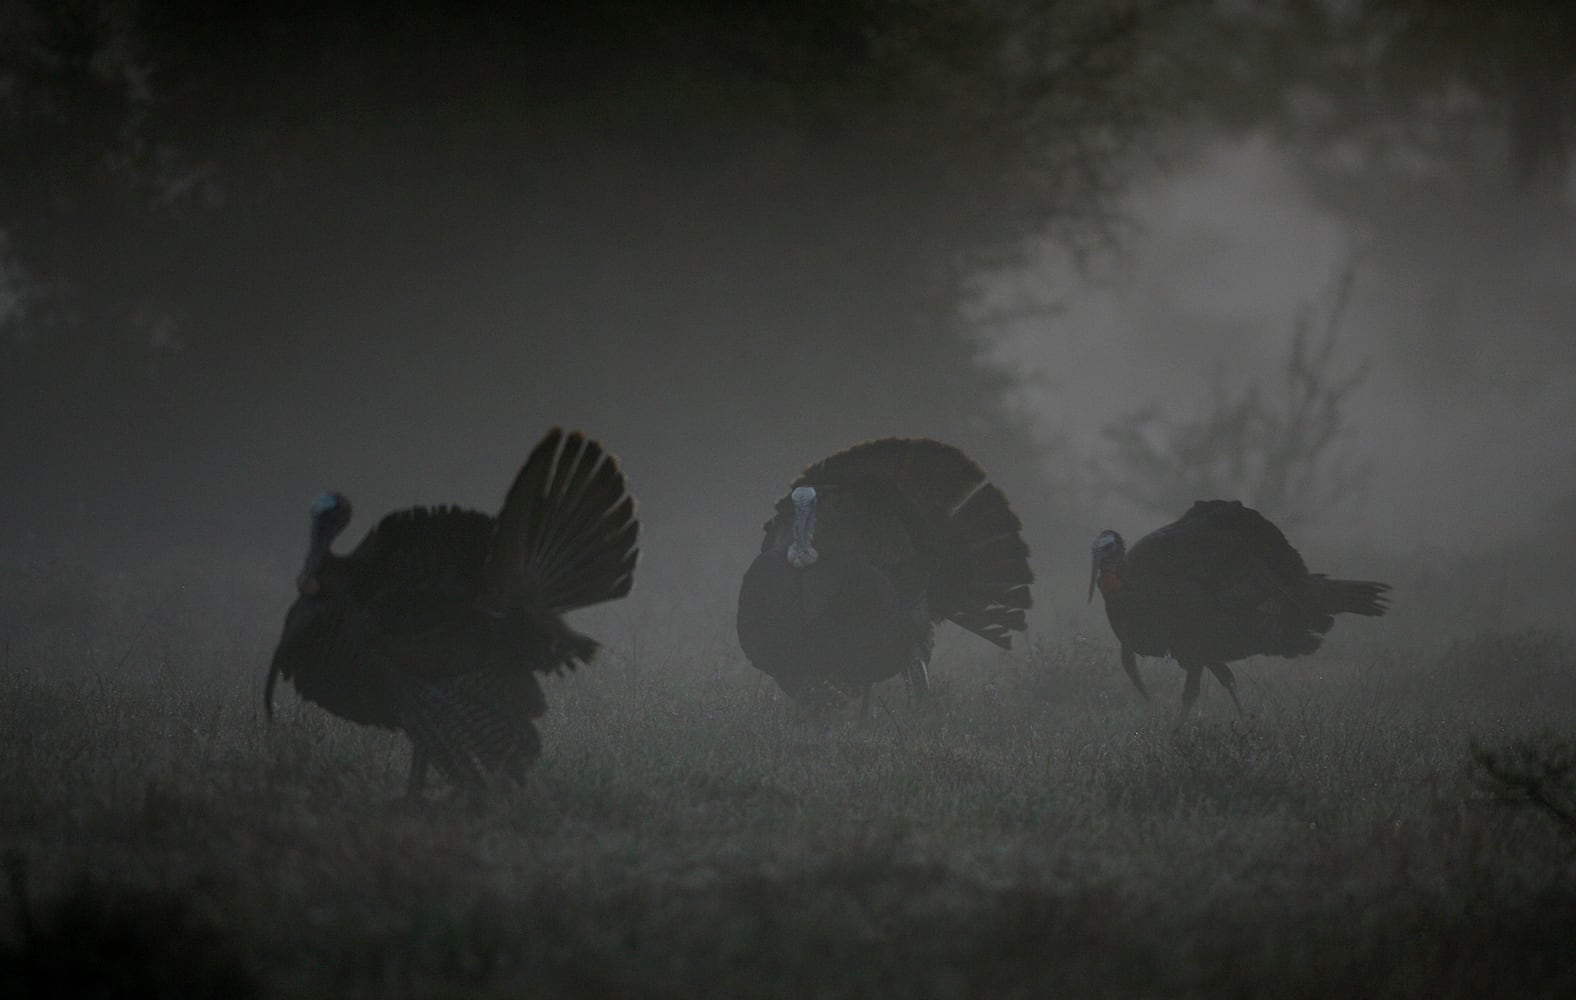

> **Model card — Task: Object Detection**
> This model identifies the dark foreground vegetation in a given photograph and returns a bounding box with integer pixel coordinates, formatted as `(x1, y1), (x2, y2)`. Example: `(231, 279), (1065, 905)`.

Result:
(3, 582), (1575, 998)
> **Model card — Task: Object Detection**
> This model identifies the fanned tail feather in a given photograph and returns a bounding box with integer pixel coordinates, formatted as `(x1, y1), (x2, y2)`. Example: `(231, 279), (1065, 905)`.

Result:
(939, 482), (1034, 649)
(798, 437), (1033, 649)
(483, 428), (640, 614)
(796, 437), (986, 514)
(1315, 576), (1391, 617)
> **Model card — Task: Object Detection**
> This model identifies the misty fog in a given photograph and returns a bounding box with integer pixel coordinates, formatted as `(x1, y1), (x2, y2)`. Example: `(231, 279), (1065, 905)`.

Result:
(988, 136), (1576, 548)
(4, 6), (1573, 649)
(4, 3), (1576, 995)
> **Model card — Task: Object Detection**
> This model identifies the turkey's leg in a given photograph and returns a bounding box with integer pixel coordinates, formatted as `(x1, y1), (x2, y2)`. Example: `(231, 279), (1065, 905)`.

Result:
(405, 744), (430, 799)
(905, 658), (930, 703)
(1178, 664), (1203, 720)
(1206, 662), (1244, 717)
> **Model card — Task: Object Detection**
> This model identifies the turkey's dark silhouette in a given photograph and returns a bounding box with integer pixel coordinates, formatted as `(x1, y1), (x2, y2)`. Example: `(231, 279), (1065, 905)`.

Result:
(1090, 499), (1389, 718)
(266, 428), (638, 797)
(737, 438), (1033, 716)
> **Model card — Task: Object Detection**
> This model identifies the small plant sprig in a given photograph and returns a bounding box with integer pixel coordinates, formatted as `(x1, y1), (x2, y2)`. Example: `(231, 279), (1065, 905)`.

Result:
(1471, 735), (1576, 836)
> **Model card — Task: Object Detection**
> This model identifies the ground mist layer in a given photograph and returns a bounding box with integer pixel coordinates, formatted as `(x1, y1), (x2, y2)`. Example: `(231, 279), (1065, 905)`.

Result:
(3, 614), (1575, 998)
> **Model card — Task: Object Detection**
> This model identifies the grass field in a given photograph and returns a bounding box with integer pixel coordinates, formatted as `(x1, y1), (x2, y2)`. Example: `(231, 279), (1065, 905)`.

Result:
(3, 572), (1576, 997)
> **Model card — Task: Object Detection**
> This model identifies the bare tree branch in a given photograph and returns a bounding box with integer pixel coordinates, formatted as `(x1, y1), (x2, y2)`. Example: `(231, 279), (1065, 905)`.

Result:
(1095, 260), (1372, 528)
(1471, 736), (1576, 837)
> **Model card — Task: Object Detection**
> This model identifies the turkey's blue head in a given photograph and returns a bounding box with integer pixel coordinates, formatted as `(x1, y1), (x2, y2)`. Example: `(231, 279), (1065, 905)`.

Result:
(787, 485), (818, 569)
(297, 491), (352, 595)
(1088, 529), (1125, 603)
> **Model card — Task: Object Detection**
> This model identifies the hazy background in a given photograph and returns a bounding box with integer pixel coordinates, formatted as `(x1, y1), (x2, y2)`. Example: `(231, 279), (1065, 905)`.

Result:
(3, 0), (1575, 650)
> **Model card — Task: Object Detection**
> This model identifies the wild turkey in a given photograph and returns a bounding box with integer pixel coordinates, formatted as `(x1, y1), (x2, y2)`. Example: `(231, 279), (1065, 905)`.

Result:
(266, 428), (638, 797)
(1089, 499), (1389, 718)
(737, 437), (1033, 715)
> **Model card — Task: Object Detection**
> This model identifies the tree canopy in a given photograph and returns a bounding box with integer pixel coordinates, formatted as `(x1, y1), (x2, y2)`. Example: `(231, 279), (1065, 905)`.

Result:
(2, 0), (1571, 562)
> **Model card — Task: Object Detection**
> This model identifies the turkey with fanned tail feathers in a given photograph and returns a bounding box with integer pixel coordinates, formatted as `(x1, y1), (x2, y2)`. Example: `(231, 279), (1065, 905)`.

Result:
(1090, 499), (1389, 719)
(266, 428), (638, 798)
(737, 437), (1033, 717)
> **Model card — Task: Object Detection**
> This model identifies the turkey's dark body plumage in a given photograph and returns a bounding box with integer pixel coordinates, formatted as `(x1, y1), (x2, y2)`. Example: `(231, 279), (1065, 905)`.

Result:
(738, 547), (929, 707)
(1095, 500), (1389, 716)
(268, 429), (638, 795)
(737, 438), (1033, 712)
